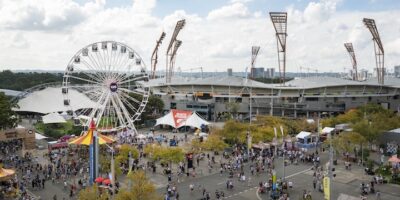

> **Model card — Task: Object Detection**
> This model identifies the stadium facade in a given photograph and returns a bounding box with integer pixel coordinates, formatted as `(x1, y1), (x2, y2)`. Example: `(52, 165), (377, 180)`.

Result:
(144, 76), (400, 120)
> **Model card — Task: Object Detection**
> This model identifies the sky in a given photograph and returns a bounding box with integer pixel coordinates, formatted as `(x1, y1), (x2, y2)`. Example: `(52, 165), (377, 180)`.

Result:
(0, 0), (399, 73)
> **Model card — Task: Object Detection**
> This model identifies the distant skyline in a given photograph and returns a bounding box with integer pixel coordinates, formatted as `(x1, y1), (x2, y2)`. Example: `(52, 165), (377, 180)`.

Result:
(0, 0), (399, 73)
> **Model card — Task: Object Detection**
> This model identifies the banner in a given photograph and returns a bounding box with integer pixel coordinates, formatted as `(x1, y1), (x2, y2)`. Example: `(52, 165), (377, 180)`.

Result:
(247, 135), (252, 152)
(272, 170), (277, 190)
(171, 109), (193, 127)
(323, 176), (330, 200)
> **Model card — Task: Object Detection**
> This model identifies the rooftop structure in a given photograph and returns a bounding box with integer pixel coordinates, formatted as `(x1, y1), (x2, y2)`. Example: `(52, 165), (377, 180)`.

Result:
(143, 75), (400, 120)
(14, 87), (96, 114)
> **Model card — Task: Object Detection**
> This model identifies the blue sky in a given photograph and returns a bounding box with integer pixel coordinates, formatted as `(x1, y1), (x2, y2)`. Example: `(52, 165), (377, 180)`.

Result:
(74, 0), (400, 16)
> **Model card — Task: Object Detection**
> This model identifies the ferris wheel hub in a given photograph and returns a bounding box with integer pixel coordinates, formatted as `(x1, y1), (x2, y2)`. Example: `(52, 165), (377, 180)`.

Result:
(109, 82), (118, 92)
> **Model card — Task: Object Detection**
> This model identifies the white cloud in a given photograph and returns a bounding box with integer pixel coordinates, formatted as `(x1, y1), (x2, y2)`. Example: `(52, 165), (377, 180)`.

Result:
(230, 0), (253, 3)
(207, 3), (250, 20)
(0, 0), (105, 31)
(0, 0), (399, 74)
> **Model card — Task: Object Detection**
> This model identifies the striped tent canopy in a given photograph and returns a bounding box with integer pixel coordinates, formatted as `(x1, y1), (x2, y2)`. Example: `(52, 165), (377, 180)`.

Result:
(69, 120), (114, 146)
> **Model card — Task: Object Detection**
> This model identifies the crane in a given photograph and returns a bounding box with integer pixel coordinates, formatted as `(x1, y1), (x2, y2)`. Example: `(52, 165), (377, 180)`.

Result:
(151, 32), (166, 79)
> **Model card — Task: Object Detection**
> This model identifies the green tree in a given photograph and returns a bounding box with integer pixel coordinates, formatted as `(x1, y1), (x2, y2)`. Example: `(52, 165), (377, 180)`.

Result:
(201, 135), (228, 152)
(129, 93), (164, 121)
(78, 185), (109, 200)
(353, 120), (379, 145)
(225, 102), (239, 119)
(115, 170), (162, 200)
(146, 95), (164, 115)
(0, 92), (17, 129)
(160, 146), (185, 166)
(115, 144), (139, 175)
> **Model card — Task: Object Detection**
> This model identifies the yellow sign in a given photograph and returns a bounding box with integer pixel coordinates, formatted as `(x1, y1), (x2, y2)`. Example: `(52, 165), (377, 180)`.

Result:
(247, 136), (252, 151)
(323, 177), (330, 200)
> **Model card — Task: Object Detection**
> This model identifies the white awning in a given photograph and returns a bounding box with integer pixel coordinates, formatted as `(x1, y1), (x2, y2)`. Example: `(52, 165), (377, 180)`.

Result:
(296, 131), (311, 139)
(42, 112), (67, 124)
(321, 127), (335, 134)
(35, 132), (48, 140)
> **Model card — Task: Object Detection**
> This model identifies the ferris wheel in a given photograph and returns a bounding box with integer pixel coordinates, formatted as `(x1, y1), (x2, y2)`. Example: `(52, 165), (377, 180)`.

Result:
(62, 41), (150, 133)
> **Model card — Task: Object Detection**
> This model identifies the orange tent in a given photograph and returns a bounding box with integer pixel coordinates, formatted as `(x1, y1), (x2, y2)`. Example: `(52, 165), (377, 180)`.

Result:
(69, 120), (114, 145)
(0, 167), (15, 181)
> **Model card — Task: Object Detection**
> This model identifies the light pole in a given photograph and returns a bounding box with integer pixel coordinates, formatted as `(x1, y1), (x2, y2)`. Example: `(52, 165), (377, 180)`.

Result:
(316, 112), (320, 153)
(105, 144), (115, 197)
(280, 126), (285, 182)
(328, 131), (333, 200)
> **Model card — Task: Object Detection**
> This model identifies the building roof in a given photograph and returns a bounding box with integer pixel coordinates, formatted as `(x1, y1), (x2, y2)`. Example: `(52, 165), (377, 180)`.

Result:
(0, 89), (22, 97)
(145, 76), (400, 90)
(144, 76), (269, 88)
(15, 87), (97, 114)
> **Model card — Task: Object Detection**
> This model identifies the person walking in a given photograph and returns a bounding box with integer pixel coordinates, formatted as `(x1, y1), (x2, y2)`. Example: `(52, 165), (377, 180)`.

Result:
(376, 190), (381, 200)
(312, 177), (317, 190)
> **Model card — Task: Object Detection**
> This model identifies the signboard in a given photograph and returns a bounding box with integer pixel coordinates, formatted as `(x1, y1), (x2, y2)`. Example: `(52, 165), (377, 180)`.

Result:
(323, 176), (330, 200)
(272, 170), (277, 190)
(171, 109), (193, 127)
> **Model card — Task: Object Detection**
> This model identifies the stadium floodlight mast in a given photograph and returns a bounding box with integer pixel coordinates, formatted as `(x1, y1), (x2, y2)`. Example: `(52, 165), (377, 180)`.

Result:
(250, 46), (260, 78)
(169, 40), (183, 79)
(363, 18), (385, 85)
(270, 12), (288, 85)
(151, 32), (166, 79)
(166, 19), (186, 83)
(344, 43), (358, 81)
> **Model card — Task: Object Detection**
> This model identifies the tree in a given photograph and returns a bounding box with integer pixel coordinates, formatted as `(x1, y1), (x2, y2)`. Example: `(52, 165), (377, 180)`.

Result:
(328, 132), (366, 155)
(78, 185), (109, 200)
(128, 93), (164, 120)
(144, 145), (184, 167)
(146, 95), (164, 115)
(225, 102), (239, 119)
(159, 146), (185, 166)
(115, 170), (162, 200)
(0, 92), (17, 129)
(115, 144), (139, 175)
(353, 120), (379, 145)
(201, 135), (228, 152)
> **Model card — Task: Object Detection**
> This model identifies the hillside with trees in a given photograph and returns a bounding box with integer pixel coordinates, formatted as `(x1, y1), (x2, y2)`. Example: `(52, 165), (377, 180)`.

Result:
(0, 70), (63, 91)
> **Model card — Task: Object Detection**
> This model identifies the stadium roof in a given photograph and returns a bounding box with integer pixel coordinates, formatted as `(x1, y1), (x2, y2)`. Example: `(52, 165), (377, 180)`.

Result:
(145, 76), (400, 89)
(15, 87), (96, 114)
(144, 76), (269, 88)
(0, 89), (22, 97)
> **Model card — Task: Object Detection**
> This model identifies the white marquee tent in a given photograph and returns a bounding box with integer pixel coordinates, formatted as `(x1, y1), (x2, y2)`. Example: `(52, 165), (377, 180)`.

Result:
(296, 131), (312, 139)
(183, 112), (210, 129)
(42, 112), (67, 124)
(321, 127), (335, 134)
(155, 110), (210, 129)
